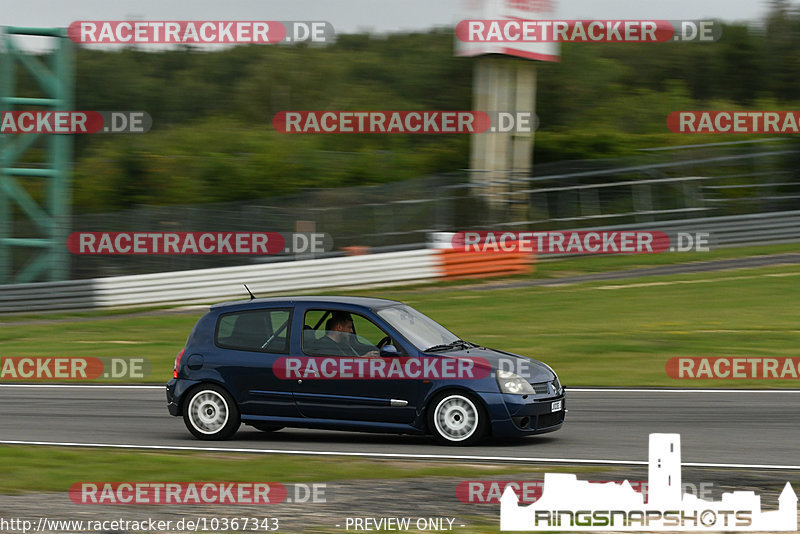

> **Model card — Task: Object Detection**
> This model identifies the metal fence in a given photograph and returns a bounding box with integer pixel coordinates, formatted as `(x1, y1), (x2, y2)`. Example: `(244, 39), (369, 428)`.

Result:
(59, 138), (800, 279)
(3, 208), (800, 313)
(563, 209), (800, 248)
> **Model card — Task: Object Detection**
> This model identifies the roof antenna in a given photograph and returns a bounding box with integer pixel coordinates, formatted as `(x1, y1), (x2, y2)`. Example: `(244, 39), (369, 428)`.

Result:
(243, 284), (256, 300)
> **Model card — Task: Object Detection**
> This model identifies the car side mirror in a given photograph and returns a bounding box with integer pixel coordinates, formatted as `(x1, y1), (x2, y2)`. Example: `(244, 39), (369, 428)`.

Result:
(380, 344), (400, 357)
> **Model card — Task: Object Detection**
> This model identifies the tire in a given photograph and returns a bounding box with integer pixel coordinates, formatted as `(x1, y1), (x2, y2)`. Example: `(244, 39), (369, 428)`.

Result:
(427, 391), (488, 446)
(250, 424), (284, 433)
(183, 384), (240, 440)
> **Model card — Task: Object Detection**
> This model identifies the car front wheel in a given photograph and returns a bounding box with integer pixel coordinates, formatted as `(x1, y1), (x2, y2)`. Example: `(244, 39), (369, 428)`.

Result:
(428, 392), (487, 446)
(183, 384), (240, 440)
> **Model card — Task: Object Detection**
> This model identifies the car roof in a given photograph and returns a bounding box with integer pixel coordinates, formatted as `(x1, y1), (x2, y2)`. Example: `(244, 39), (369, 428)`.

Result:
(210, 295), (402, 312)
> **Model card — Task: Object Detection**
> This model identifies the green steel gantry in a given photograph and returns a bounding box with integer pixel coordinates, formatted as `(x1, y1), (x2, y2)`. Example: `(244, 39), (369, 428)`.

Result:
(0, 27), (73, 283)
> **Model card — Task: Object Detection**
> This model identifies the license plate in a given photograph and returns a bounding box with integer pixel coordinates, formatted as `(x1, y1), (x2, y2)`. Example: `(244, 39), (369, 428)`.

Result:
(551, 400), (562, 412)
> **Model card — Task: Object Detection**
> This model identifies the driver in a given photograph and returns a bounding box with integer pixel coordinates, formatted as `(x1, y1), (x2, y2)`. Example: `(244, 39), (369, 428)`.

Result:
(316, 313), (379, 357)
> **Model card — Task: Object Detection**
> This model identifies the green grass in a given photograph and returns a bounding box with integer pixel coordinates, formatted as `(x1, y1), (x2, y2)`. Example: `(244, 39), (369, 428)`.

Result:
(366, 242), (800, 291)
(0, 445), (595, 495)
(0, 245), (798, 387)
(375, 265), (800, 387)
(530, 242), (800, 279)
(1, 243), (794, 323)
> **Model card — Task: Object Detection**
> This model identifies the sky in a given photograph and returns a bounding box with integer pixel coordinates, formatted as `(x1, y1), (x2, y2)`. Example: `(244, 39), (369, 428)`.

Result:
(3, 0), (774, 50)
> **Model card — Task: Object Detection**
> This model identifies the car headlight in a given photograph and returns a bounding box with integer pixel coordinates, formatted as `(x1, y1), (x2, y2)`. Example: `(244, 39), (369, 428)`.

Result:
(497, 369), (535, 394)
(551, 376), (563, 395)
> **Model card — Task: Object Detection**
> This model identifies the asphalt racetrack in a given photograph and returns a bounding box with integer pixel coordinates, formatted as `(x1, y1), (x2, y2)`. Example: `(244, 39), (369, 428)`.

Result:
(1, 385), (798, 468)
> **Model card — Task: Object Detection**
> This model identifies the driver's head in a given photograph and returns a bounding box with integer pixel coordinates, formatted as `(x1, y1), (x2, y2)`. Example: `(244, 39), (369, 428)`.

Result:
(325, 313), (354, 342)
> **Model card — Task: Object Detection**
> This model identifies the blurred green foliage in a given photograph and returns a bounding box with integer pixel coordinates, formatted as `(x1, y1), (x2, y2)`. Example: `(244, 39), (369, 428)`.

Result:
(15, 2), (800, 211)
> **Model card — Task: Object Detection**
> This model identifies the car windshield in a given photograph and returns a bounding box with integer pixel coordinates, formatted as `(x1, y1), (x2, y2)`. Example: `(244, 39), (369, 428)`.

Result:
(376, 304), (460, 351)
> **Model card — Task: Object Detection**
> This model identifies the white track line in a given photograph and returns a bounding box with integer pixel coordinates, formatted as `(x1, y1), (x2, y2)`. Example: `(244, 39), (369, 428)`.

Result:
(568, 388), (800, 393)
(0, 384), (799, 393)
(0, 384), (162, 389)
(0, 439), (798, 470)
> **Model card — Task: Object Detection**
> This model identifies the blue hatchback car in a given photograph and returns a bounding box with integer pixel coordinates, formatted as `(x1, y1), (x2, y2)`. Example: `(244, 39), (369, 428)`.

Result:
(167, 296), (565, 445)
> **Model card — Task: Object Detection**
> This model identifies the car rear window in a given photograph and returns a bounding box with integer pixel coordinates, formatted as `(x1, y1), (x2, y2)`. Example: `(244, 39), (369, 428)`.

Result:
(215, 308), (292, 353)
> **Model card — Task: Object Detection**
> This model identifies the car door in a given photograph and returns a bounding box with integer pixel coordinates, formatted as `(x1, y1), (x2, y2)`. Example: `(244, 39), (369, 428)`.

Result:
(212, 306), (300, 418)
(289, 305), (422, 423)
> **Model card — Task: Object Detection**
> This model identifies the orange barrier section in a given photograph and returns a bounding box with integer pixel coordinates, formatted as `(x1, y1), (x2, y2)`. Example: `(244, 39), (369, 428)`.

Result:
(436, 245), (536, 280)
(342, 246), (370, 256)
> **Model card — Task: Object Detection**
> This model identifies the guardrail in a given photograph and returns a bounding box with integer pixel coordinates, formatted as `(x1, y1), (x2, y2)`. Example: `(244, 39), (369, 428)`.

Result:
(0, 246), (532, 313)
(0, 250), (439, 313)
(1, 210), (799, 314)
(577, 210), (800, 248)
(438, 248), (534, 279)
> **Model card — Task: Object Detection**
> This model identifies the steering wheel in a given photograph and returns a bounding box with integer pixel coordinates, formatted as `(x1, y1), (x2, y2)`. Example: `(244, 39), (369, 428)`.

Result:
(377, 335), (392, 349)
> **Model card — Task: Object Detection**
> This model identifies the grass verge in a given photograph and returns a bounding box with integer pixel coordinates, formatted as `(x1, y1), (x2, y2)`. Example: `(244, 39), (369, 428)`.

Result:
(0, 246), (798, 387)
(0, 445), (596, 495)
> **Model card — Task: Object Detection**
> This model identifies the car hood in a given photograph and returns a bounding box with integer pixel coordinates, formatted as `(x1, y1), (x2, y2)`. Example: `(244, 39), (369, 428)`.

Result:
(424, 346), (557, 383)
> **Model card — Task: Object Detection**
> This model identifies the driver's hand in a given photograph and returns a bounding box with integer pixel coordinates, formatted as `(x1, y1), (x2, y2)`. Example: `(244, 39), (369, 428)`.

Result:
(362, 350), (380, 358)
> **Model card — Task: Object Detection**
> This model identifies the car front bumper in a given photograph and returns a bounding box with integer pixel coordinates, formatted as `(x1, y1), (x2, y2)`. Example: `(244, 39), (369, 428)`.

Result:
(479, 391), (567, 437)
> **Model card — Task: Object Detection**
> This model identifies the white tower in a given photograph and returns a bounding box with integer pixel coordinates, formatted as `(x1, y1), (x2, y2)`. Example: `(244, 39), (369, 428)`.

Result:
(777, 482), (798, 530)
(648, 433), (682, 507)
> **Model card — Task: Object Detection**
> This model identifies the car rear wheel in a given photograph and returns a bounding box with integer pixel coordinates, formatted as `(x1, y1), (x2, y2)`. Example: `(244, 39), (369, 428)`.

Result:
(428, 392), (487, 446)
(183, 384), (240, 440)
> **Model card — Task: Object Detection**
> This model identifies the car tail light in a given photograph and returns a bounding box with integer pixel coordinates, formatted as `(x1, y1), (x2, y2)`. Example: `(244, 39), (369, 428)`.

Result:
(173, 349), (185, 378)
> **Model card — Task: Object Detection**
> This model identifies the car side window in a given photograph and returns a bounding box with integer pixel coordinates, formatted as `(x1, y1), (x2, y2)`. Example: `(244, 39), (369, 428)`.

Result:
(350, 314), (388, 346)
(215, 308), (291, 353)
(301, 309), (404, 357)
